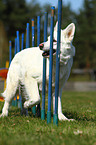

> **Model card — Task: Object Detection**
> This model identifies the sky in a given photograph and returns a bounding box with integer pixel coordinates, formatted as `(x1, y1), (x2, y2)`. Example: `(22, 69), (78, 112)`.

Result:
(27, 0), (84, 13)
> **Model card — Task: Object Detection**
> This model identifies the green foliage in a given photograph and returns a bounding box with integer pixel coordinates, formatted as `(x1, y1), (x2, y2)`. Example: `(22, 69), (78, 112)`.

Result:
(0, 91), (96, 145)
(0, 0), (42, 42)
(0, 21), (9, 67)
(75, 0), (96, 68)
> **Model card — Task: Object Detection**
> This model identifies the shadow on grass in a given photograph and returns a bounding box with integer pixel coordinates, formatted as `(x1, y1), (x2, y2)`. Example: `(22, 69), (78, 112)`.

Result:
(63, 111), (95, 122)
(0, 106), (95, 122)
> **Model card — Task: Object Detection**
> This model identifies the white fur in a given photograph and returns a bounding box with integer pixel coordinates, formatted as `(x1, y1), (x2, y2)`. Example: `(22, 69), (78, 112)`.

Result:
(0, 23), (75, 121)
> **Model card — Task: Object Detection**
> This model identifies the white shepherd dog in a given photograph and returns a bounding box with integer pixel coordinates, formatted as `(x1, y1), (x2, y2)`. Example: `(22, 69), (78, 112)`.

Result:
(0, 22), (75, 121)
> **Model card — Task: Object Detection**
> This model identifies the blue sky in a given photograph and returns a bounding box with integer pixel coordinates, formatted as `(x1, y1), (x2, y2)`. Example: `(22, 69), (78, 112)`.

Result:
(27, 0), (84, 13)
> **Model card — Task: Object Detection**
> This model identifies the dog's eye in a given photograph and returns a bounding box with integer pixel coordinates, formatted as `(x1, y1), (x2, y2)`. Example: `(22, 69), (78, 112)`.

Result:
(53, 39), (57, 42)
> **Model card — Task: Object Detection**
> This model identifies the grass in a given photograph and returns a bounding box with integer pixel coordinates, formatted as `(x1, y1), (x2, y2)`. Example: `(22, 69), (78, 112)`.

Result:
(0, 91), (96, 145)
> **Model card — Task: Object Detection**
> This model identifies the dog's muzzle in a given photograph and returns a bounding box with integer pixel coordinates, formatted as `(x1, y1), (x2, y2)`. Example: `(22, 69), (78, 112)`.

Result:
(39, 43), (44, 50)
(39, 43), (56, 58)
(42, 49), (56, 58)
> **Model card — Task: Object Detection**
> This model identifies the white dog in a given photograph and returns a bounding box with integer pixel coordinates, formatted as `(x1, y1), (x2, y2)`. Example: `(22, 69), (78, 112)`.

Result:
(0, 22), (75, 121)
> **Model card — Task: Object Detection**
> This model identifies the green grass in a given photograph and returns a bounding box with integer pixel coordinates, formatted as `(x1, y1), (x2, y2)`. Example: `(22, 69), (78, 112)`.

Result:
(0, 91), (96, 145)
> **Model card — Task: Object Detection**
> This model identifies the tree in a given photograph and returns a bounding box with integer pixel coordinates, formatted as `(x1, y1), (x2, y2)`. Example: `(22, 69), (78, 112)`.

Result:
(0, 0), (42, 41)
(0, 0), (42, 67)
(75, 0), (96, 68)
(1, 0), (28, 41)
(0, 21), (8, 67)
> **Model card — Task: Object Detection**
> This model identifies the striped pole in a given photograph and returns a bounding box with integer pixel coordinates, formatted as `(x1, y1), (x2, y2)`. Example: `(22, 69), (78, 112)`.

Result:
(21, 33), (24, 50)
(26, 23), (30, 48)
(32, 19), (35, 47)
(41, 12), (48, 120)
(47, 7), (55, 124)
(53, 0), (62, 125)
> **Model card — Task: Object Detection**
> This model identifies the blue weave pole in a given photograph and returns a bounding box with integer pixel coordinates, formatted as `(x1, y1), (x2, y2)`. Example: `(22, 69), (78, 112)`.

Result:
(14, 38), (17, 55)
(41, 12), (48, 120)
(9, 40), (15, 106)
(16, 31), (20, 52)
(53, 0), (62, 126)
(32, 19), (35, 47)
(32, 16), (41, 116)
(16, 31), (22, 109)
(37, 16), (40, 46)
(9, 41), (12, 65)
(14, 38), (17, 107)
(26, 23), (30, 48)
(36, 16), (41, 116)
(47, 7), (55, 124)
(21, 33), (24, 50)
(31, 19), (36, 115)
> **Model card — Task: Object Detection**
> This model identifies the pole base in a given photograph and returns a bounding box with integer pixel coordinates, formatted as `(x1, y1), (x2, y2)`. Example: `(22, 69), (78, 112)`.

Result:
(53, 114), (58, 126)
(47, 111), (51, 124)
(21, 108), (28, 116)
(32, 106), (36, 116)
(41, 109), (45, 120)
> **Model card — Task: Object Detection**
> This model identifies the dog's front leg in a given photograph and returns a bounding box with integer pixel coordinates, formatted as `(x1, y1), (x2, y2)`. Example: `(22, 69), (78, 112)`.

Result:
(23, 77), (40, 108)
(58, 95), (71, 121)
(53, 91), (74, 121)
(53, 95), (68, 121)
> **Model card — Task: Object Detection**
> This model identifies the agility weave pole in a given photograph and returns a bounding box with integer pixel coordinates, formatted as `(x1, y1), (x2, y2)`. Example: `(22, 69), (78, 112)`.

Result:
(9, 40), (17, 107)
(9, 17), (41, 115)
(42, 0), (62, 125)
(31, 19), (36, 115)
(41, 12), (48, 120)
(53, 0), (62, 125)
(41, 0), (62, 125)
(16, 31), (23, 109)
(21, 33), (24, 51)
(8, 0), (62, 125)
(9, 31), (28, 113)
(47, 6), (55, 124)
(31, 16), (41, 116)
(9, 32), (23, 109)
(31, 19), (35, 47)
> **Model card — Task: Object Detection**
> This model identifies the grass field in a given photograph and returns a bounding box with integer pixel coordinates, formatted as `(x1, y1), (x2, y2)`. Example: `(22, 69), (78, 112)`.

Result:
(0, 91), (96, 145)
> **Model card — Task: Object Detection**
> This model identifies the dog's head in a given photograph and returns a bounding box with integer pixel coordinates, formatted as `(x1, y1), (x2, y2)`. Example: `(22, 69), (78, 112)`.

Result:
(39, 22), (75, 63)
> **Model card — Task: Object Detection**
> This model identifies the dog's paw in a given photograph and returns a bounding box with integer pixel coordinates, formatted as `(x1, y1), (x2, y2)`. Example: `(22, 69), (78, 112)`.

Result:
(0, 113), (7, 118)
(0, 109), (8, 118)
(24, 101), (29, 108)
(58, 113), (74, 121)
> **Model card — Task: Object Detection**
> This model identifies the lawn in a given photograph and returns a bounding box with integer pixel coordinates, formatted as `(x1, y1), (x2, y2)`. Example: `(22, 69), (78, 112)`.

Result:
(0, 91), (96, 145)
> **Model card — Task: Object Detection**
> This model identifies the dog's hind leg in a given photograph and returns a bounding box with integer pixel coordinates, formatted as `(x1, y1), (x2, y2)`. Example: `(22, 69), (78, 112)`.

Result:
(0, 63), (20, 117)
(24, 77), (40, 108)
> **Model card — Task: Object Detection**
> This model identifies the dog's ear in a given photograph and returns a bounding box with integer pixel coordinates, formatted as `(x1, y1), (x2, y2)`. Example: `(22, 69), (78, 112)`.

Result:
(54, 21), (58, 32)
(63, 23), (75, 41)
